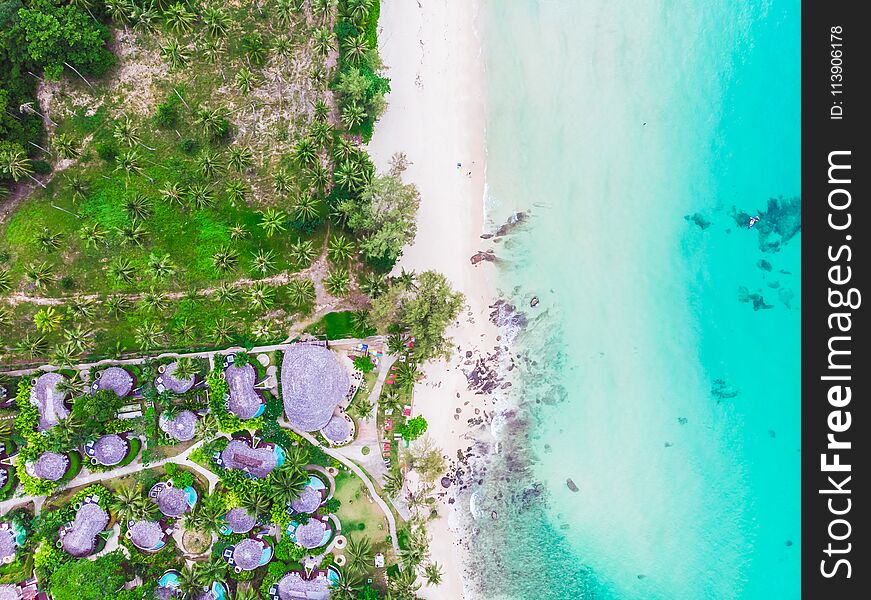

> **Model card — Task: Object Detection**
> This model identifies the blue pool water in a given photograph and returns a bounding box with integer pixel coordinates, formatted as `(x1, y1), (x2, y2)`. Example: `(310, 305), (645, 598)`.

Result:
(274, 444), (286, 466)
(466, 1), (801, 598)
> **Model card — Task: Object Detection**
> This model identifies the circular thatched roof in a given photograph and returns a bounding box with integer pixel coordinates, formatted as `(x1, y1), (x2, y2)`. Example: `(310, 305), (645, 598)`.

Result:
(321, 414), (352, 444)
(295, 519), (328, 549)
(0, 584), (19, 600)
(225, 508), (256, 534)
(289, 486), (322, 515)
(129, 520), (164, 550)
(29, 451), (68, 481)
(159, 410), (198, 441)
(92, 434), (129, 466)
(160, 362), (196, 394)
(30, 372), (69, 431)
(232, 538), (264, 571)
(96, 367), (133, 398)
(61, 503), (109, 557)
(154, 587), (177, 600)
(220, 440), (277, 479)
(281, 345), (350, 432)
(156, 486), (190, 517)
(0, 529), (16, 563)
(276, 572), (330, 600)
(225, 364), (262, 420)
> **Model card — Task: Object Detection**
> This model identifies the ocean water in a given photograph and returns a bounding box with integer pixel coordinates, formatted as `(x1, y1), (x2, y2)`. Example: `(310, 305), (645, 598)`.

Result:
(466, 1), (800, 599)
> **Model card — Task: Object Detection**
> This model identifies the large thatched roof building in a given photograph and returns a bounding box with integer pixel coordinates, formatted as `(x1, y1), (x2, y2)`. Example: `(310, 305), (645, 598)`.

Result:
(159, 410), (198, 442)
(158, 362), (196, 394)
(94, 367), (133, 398)
(225, 508), (257, 534)
(273, 571), (330, 600)
(229, 538), (268, 571)
(30, 372), (69, 431)
(60, 503), (109, 557)
(218, 440), (277, 480)
(26, 452), (68, 481)
(89, 434), (129, 466)
(281, 345), (350, 432)
(225, 364), (264, 420)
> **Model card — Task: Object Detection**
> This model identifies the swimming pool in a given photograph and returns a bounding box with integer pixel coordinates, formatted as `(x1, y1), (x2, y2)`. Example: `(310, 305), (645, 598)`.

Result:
(273, 444), (286, 467)
(183, 486), (198, 507)
(158, 571), (180, 588)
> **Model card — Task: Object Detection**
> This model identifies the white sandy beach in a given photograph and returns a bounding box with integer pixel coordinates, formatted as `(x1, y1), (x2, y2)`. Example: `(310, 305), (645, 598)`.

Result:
(367, 1), (495, 598)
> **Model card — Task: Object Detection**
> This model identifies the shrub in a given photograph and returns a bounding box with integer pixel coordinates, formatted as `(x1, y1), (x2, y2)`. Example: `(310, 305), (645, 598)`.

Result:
(353, 356), (375, 373)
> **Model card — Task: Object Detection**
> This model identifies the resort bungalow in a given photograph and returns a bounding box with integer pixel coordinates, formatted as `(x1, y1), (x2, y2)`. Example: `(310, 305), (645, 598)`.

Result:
(290, 516), (332, 550)
(0, 579), (46, 600)
(222, 537), (272, 573)
(149, 481), (197, 518)
(216, 439), (282, 480)
(155, 362), (196, 395)
(223, 507), (258, 535)
(320, 414), (354, 446)
(289, 476), (327, 515)
(269, 570), (332, 600)
(0, 522), (20, 565)
(127, 520), (171, 553)
(84, 433), (130, 467)
(224, 363), (265, 420)
(159, 410), (198, 442)
(30, 372), (70, 431)
(281, 344), (351, 438)
(25, 452), (68, 482)
(59, 501), (109, 557)
(92, 367), (134, 398)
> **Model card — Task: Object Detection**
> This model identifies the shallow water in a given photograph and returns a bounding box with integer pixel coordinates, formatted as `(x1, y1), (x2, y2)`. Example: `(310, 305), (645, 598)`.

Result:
(467, 1), (800, 598)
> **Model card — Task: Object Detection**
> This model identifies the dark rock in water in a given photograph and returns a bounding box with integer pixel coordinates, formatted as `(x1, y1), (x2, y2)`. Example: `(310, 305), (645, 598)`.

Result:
(566, 478), (579, 492)
(731, 196), (801, 253)
(530, 296), (540, 308)
(494, 211), (528, 237)
(441, 477), (452, 489)
(684, 212), (711, 230)
(678, 417), (688, 425)
(637, 574), (647, 580)
(480, 233), (494, 239)
(786, 540), (793, 547)
(490, 511), (498, 520)
(712, 379), (739, 401)
(767, 281), (781, 289)
(757, 259), (773, 272)
(664, 442), (674, 448)
(470, 250), (497, 265)
(768, 430), (777, 439)
(738, 286), (773, 310)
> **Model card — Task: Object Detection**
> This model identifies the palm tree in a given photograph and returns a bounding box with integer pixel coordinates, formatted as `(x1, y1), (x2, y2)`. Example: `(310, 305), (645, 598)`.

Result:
(113, 114), (140, 147)
(381, 470), (404, 497)
(229, 224), (248, 241)
(198, 151), (224, 179)
(115, 150), (144, 179)
(273, 169), (292, 195)
(211, 318), (233, 343)
(360, 272), (387, 298)
(281, 444), (308, 474)
(268, 467), (308, 505)
(195, 108), (228, 138)
(334, 159), (366, 192)
(195, 413), (218, 438)
(69, 295), (97, 320)
(108, 256), (137, 283)
(135, 322), (164, 350)
(328, 235), (355, 263)
(345, 535), (372, 575)
(124, 193), (153, 220)
(342, 34), (369, 65)
(54, 133), (79, 159)
(293, 194), (320, 222)
(423, 562), (443, 586)
(313, 27), (335, 55)
(162, 38), (190, 70)
(233, 585), (258, 600)
(243, 34), (268, 66)
(288, 239), (315, 266)
(394, 268), (417, 291)
(174, 317), (197, 343)
(163, 2), (196, 34)
(146, 253), (176, 279)
(293, 138), (318, 167)
(259, 208), (287, 237)
(24, 262), (55, 288)
(397, 530), (429, 569)
(332, 570), (363, 600)
(64, 324), (93, 354)
(79, 222), (108, 248)
(177, 564), (203, 599)
(389, 566), (421, 599)
(247, 282), (275, 310)
(313, 99), (330, 122)
(187, 184), (215, 209)
(172, 356), (198, 381)
(286, 278), (315, 307)
(117, 220), (148, 247)
(161, 181), (185, 207)
(344, 0), (374, 24)
(202, 6), (230, 37)
(196, 556), (228, 585)
(395, 362), (421, 392)
(0, 148), (36, 184)
(0, 269), (12, 294)
(68, 173), (88, 199)
(140, 289), (168, 313)
(325, 267), (350, 297)
(201, 38), (225, 67)
(272, 34), (294, 64)
(52, 342), (79, 367)
(341, 103), (367, 130)
(251, 249), (276, 275)
(226, 180), (248, 204)
(310, 122), (333, 148)
(36, 228), (63, 252)
(188, 494), (225, 535)
(212, 247), (239, 272)
(235, 68), (256, 94)
(105, 294), (131, 316)
(240, 488), (271, 520)
(227, 146), (254, 173)
(307, 162), (330, 193)
(350, 310), (371, 333)
(213, 282), (238, 304)
(15, 332), (47, 358)
(275, 0), (297, 25)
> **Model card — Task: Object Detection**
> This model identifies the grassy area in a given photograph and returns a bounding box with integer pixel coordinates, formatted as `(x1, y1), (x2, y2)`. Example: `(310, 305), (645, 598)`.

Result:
(306, 310), (376, 340)
(333, 472), (391, 548)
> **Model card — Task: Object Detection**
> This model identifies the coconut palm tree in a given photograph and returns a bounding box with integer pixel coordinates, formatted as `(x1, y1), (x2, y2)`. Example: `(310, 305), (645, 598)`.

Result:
(350, 310), (371, 333)
(389, 566), (421, 599)
(201, 38), (225, 67)
(243, 34), (268, 66)
(163, 2), (196, 33)
(52, 342), (79, 368)
(226, 180), (248, 204)
(227, 146), (254, 173)
(268, 467), (308, 505)
(195, 108), (228, 138)
(24, 262), (55, 288)
(140, 289), (168, 313)
(286, 278), (315, 307)
(172, 356), (198, 382)
(202, 6), (230, 37)
(397, 529), (429, 569)
(325, 267), (350, 297)
(240, 488), (271, 520)
(344, 0), (374, 24)
(395, 362), (421, 392)
(281, 444), (308, 475)
(0, 148), (36, 184)
(0, 269), (12, 294)
(293, 194), (320, 222)
(68, 173), (88, 199)
(259, 208), (287, 237)
(36, 228), (63, 252)
(272, 169), (292, 195)
(105, 294), (131, 316)
(293, 138), (318, 167)
(394, 268), (417, 291)
(79, 222), (108, 248)
(187, 184), (215, 209)
(195, 413), (218, 439)
(146, 253), (176, 280)
(342, 34), (369, 65)
(359, 272), (387, 298)
(115, 150), (144, 179)
(251, 249), (276, 275)
(198, 151), (224, 179)
(247, 282), (275, 310)
(108, 256), (137, 283)
(334, 159), (366, 192)
(423, 562), (443, 586)
(54, 133), (79, 159)
(233, 585), (257, 600)
(174, 317), (197, 343)
(63, 324), (92, 354)
(313, 27), (335, 55)
(0, 306), (11, 327)
(345, 535), (372, 575)
(332, 570), (363, 600)
(313, 99), (330, 122)
(235, 68), (256, 94)
(124, 193), (153, 220)
(68, 295), (97, 320)
(212, 247), (239, 273)
(341, 103), (366, 130)
(15, 332), (47, 358)
(272, 34), (293, 65)
(310, 121), (333, 148)
(197, 556), (228, 585)
(275, 0), (298, 25)
(135, 322), (164, 350)
(288, 239), (315, 266)
(307, 162), (330, 193)
(229, 224), (248, 241)
(328, 235), (355, 263)
(117, 220), (148, 247)
(211, 318), (233, 343)
(213, 282), (238, 304)
(132, 2), (159, 33)
(113, 114), (141, 147)
(177, 564), (203, 599)
(381, 470), (404, 497)
(161, 181), (185, 207)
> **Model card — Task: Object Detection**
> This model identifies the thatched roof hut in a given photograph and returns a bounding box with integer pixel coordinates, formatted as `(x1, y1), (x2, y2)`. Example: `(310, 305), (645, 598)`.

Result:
(219, 440), (277, 479)
(61, 503), (109, 557)
(128, 520), (165, 551)
(281, 345), (350, 432)
(0, 529), (16, 564)
(276, 572), (330, 600)
(225, 508), (256, 534)
(159, 410), (198, 442)
(27, 451), (68, 481)
(225, 364), (263, 420)
(289, 486), (322, 515)
(95, 367), (133, 398)
(0, 584), (20, 600)
(295, 519), (329, 549)
(159, 362), (196, 394)
(321, 415), (352, 445)
(153, 485), (191, 517)
(231, 538), (265, 571)
(30, 372), (69, 431)
(91, 434), (129, 466)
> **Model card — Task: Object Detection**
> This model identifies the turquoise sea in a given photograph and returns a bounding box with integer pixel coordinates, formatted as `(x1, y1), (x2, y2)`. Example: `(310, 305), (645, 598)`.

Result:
(468, 1), (800, 598)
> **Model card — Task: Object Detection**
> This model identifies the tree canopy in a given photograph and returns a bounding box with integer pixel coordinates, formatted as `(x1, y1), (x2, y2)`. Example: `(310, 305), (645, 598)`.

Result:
(49, 550), (126, 600)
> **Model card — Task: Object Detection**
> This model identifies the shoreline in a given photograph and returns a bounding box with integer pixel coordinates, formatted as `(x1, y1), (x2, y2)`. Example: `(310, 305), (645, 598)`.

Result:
(367, 0), (495, 597)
